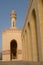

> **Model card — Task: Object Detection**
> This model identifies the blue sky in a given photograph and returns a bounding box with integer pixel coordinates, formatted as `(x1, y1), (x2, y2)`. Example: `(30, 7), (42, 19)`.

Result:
(0, 0), (30, 52)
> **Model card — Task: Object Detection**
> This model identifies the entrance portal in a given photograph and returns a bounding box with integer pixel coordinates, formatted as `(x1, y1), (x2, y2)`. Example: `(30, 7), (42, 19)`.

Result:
(10, 40), (17, 60)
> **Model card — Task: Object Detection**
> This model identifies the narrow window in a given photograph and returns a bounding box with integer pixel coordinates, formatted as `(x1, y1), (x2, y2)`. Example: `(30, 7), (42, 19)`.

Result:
(13, 21), (14, 27)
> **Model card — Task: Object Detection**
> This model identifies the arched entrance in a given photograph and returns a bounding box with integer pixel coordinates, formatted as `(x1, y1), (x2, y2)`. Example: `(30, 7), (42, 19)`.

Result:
(10, 39), (17, 60)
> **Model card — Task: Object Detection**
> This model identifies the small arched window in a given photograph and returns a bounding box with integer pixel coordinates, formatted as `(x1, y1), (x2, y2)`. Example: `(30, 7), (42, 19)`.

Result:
(13, 21), (14, 27)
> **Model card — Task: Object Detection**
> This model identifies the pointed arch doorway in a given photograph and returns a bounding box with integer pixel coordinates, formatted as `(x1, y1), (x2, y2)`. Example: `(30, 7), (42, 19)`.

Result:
(10, 39), (17, 60)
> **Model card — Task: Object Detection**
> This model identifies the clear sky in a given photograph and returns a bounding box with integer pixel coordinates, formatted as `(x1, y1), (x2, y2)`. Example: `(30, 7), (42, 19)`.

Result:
(0, 0), (30, 52)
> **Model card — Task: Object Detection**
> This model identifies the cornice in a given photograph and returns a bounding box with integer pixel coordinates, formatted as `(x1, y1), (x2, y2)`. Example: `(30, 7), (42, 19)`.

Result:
(2, 27), (22, 33)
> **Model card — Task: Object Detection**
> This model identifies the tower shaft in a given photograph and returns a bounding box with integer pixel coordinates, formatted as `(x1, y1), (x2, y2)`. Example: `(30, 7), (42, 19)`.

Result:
(10, 10), (16, 28)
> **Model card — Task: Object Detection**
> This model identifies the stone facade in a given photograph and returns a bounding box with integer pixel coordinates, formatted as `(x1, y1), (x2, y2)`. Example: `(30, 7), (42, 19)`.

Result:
(2, 10), (22, 61)
(21, 0), (43, 62)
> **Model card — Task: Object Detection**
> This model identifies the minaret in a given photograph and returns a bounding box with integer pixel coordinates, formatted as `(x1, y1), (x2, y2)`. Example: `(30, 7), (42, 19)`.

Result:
(10, 10), (16, 28)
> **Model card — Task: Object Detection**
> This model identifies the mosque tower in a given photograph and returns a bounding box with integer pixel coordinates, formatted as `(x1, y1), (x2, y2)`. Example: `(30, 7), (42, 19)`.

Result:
(2, 10), (22, 61)
(10, 10), (16, 28)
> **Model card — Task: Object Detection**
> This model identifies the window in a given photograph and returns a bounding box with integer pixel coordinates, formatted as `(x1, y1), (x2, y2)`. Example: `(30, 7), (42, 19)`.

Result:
(13, 21), (14, 27)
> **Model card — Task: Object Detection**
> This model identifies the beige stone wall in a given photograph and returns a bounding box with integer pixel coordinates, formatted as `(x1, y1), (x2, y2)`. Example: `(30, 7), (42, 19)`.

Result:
(22, 0), (43, 62)
(2, 29), (22, 61)
(37, 0), (43, 61)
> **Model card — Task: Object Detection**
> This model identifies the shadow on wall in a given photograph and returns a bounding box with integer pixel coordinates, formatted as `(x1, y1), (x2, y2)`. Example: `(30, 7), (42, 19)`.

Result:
(0, 52), (2, 60)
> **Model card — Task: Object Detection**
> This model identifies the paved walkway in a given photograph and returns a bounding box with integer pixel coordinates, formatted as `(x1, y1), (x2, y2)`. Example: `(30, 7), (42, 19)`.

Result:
(0, 61), (43, 65)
